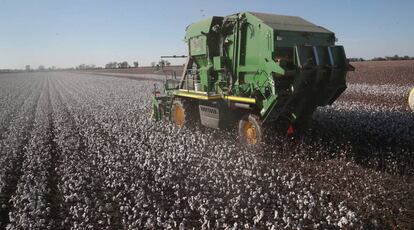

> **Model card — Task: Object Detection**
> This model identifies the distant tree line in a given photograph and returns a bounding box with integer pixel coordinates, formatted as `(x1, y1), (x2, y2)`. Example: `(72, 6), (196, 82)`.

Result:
(348, 58), (366, 62)
(103, 59), (173, 70)
(8, 59), (182, 73)
(371, 55), (414, 61)
(350, 55), (414, 62)
(150, 60), (172, 70)
(0, 65), (76, 73)
(105, 61), (139, 69)
(76, 64), (97, 70)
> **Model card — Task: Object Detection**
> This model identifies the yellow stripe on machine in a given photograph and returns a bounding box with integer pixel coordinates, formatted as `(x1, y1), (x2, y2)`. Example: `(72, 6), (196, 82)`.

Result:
(223, 95), (256, 104)
(175, 91), (221, 100)
(175, 90), (256, 104)
(178, 89), (208, 95)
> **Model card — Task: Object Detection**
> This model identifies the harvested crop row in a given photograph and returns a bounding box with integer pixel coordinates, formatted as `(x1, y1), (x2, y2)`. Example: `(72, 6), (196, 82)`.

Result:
(348, 60), (414, 86)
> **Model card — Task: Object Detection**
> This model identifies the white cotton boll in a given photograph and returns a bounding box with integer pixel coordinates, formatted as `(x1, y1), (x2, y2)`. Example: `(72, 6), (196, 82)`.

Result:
(337, 216), (348, 228)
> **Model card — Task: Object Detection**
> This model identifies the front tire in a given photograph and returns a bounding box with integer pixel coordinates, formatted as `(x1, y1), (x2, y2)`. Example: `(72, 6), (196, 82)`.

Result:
(238, 114), (263, 146)
(171, 99), (198, 128)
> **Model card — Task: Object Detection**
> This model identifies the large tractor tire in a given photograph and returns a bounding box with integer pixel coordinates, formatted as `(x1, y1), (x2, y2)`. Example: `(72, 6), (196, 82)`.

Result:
(238, 114), (263, 146)
(171, 99), (198, 128)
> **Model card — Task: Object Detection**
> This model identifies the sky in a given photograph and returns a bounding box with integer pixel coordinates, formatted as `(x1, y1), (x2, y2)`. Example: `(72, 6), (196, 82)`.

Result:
(1, 0), (413, 69)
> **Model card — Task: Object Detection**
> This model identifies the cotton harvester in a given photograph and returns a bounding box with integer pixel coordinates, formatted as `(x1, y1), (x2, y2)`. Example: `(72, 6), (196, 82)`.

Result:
(152, 12), (354, 146)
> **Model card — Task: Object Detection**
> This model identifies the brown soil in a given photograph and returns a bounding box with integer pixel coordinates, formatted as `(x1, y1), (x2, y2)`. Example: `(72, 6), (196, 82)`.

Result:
(348, 60), (414, 85)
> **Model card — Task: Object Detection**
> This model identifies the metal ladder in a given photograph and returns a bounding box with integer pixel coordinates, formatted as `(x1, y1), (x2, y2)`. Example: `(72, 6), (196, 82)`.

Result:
(164, 99), (172, 119)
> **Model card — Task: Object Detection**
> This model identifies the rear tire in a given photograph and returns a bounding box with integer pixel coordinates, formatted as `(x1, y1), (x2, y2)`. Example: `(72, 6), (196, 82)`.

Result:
(171, 99), (198, 128)
(238, 114), (263, 146)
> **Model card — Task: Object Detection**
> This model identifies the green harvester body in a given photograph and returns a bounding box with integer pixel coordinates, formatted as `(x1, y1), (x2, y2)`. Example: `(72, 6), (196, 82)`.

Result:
(152, 12), (354, 134)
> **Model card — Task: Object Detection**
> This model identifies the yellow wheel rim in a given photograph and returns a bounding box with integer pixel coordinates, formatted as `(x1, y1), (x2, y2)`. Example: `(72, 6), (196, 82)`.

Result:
(173, 105), (185, 127)
(409, 87), (414, 111)
(243, 121), (257, 145)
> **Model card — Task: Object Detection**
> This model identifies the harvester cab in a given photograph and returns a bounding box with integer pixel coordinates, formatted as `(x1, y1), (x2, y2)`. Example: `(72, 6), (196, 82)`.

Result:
(152, 12), (354, 146)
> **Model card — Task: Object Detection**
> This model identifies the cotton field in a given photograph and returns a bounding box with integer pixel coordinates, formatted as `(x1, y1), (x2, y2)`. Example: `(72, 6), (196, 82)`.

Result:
(0, 64), (412, 229)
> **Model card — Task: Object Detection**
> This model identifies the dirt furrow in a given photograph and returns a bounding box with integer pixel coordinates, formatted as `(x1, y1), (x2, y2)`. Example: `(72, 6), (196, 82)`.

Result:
(45, 77), (66, 228)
